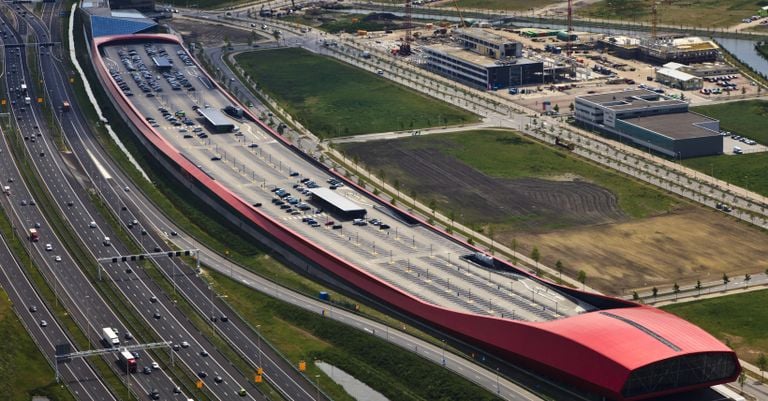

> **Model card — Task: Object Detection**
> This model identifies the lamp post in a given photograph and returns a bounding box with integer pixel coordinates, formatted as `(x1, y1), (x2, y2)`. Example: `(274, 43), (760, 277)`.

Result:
(256, 324), (262, 371)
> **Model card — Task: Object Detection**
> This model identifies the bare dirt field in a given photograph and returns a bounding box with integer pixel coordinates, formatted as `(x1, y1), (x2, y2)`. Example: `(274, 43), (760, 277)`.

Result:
(342, 132), (768, 294)
(342, 138), (626, 233)
(517, 208), (768, 295)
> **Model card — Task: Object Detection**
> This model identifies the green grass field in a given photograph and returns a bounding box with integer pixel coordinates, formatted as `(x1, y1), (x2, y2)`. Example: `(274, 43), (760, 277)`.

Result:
(209, 270), (502, 401)
(682, 152), (768, 197)
(0, 289), (76, 401)
(235, 48), (478, 138)
(693, 100), (768, 145)
(578, 0), (764, 27)
(662, 288), (768, 365)
(318, 14), (403, 33)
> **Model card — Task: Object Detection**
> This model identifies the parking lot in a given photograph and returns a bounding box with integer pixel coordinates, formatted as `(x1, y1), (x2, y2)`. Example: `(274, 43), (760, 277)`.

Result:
(103, 39), (591, 323)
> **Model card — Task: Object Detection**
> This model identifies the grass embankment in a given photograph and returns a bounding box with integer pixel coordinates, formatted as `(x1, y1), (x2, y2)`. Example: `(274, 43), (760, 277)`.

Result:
(209, 269), (502, 401)
(579, 0), (764, 27)
(662, 288), (768, 366)
(758, 42), (768, 58)
(235, 48), (478, 138)
(0, 288), (76, 401)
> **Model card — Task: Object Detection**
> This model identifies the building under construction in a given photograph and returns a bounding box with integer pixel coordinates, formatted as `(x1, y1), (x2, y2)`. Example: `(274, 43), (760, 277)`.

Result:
(423, 28), (552, 90)
(598, 35), (720, 64)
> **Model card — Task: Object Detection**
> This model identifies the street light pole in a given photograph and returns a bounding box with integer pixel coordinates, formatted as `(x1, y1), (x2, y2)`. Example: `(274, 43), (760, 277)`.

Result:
(256, 324), (262, 371)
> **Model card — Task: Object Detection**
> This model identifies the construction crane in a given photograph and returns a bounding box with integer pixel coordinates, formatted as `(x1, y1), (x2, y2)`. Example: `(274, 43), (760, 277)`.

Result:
(566, 0), (573, 56)
(398, 0), (413, 56)
(452, 0), (466, 28)
(651, 1), (659, 41)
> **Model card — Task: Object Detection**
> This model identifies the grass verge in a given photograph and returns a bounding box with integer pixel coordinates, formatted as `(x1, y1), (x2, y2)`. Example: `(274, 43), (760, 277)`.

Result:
(0, 287), (76, 401)
(234, 47), (478, 138)
(661, 287), (768, 367)
(208, 269), (503, 401)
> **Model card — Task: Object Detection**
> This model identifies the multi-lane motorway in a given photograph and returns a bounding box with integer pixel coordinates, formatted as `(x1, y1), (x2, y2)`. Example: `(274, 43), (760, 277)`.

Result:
(3, 3), (331, 401)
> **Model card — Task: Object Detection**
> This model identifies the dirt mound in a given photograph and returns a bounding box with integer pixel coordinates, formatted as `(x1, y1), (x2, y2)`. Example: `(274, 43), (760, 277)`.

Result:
(345, 143), (625, 232)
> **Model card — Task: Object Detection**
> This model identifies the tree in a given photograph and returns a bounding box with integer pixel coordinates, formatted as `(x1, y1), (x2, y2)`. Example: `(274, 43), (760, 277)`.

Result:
(555, 260), (564, 280)
(553, 103), (560, 114)
(758, 353), (768, 380)
(569, 102), (574, 112)
(428, 199), (437, 216)
(673, 282), (680, 300)
(577, 270), (587, 289)
(723, 273), (730, 290)
(652, 287), (658, 300)
(695, 280), (702, 296)
(745, 273), (752, 288)
(632, 291), (639, 300)
(530, 247), (540, 273)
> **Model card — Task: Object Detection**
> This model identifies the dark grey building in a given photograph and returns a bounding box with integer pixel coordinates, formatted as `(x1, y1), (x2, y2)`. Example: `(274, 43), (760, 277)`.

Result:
(574, 89), (722, 158)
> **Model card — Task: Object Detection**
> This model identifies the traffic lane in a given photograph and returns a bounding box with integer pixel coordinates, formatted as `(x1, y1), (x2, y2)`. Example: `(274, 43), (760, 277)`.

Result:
(1, 20), (190, 401)
(0, 232), (114, 401)
(25, 24), (261, 401)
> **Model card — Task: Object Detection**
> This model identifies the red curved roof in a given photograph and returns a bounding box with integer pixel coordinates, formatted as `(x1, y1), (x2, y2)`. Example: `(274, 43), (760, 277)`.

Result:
(91, 33), (739, 400)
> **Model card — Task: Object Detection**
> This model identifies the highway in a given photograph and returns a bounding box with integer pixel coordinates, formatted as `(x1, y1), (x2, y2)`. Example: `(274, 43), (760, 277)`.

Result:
(0, 6), (195, 400)
(2, 3), (267, 401)
(0, 209), (117, 401)
(13, 3), (332, 401)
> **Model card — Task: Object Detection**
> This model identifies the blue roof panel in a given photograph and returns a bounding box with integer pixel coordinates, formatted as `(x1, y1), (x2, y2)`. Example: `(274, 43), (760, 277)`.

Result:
(91, 16), (156, 37)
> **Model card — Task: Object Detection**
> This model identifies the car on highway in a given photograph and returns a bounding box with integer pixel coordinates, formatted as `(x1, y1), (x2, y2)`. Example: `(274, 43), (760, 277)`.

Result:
(198, 371), (207, 378)
(89, 221), (97, 228)
(39, 320), (47, 327)
(45, 243), (53, 251)
(153, 310), (161, 319)
(151, 361), (160, 370)
(181, 341), (190, 348)
(54, 255), (62, 262)
(214, 375), (223, 383)
(29, 305), (37, 313)
(200, 349), (209, 357)
(143, 366), (152, 375)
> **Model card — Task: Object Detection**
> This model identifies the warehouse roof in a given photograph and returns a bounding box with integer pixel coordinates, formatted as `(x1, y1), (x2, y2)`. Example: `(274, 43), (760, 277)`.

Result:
(198, 108), (235, 127)
(622, 112), (720, 140)
(657, 67), (700, 82)
(308, 188), (365, 213)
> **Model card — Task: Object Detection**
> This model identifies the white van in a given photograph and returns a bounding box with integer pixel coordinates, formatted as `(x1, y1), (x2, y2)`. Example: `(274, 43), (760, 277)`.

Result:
(733, 146), (743, 154)
(103, 236), (111, 246)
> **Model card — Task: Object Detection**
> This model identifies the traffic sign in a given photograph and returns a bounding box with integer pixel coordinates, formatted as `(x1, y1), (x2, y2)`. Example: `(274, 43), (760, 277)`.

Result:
(254, 374), (262, 383)
(196, 379), (204, 388)
(298, 361), (306, 371)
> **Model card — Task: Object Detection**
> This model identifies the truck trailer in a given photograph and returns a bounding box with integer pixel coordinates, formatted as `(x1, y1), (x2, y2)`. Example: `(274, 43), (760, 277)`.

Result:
(102, 327), (120, 347)
(118, 349), (137, 373)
